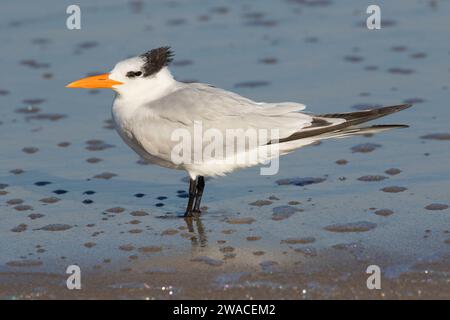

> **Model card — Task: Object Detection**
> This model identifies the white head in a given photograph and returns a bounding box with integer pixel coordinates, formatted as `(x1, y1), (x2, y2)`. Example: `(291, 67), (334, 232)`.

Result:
(67, 47), (176, 101)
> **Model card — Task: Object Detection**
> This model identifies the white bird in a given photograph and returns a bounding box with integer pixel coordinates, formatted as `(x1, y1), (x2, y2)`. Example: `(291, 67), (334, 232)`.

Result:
(67, 46), (411, 216)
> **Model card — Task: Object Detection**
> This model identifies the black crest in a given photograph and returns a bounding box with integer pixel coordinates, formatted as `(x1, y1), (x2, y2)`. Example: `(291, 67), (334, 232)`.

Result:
(140, 46), (174, 77)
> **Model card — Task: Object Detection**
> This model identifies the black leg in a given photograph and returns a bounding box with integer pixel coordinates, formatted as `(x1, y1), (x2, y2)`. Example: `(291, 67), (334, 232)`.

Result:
(184, 178), (197, 217)
(193, 176), (205, 213)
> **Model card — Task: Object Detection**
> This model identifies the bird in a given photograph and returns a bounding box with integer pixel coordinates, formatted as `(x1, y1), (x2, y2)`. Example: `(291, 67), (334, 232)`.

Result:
(67, 46), (412, 217)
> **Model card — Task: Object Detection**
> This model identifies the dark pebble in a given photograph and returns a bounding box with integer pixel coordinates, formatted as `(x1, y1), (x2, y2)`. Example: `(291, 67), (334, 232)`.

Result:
(20, 59), (50, 69)
(374, 209), (394, 216)
(358, 175), (387, 182)
(85, 140), (115, 151)
(6, 260), (43, 267)
(93, 172), (117, 180)
(39, 224), (72, 231)
(26, 114), (66, 121)
(119, 244), (135, 251)
(249, 200), (272, 207)
(77, 41), (98, 49)
(424, 203), (448, 211)
(234, 81), (270, 88)
(130, 211), (149, 217)
(57, 142), (71, 147)
(22, 147), (39, 154)
(11, 224), (28, 232)
(14, 205), (33, 211)
(324, 221), (377, 232)
(351, 143), (381, 153)
(344, 55), (364, 63)
(404, 98), (425, 104)
(35, 181), (52, 186)
(28, 213), (44, 220)
(53, 189), (68, 195)
(84, 242), (96, 248)
(276, 177), (326, 187)
(385, 168), (401, 175)
(380, 186), (407, 193)
(177, 193), (189, 198)
(272, 206), (302, 221)
(15, 106), (41, 114)
(420, 133), (450, 141)
(259, 57), (278, 64)
(40, 197), (60, 204)
(106, 207), (125, 213)
(281, 237), (316, 244)
(86, 157), (103, 164)
(388, 68), (414, 75)
(7, 199), (24, 205)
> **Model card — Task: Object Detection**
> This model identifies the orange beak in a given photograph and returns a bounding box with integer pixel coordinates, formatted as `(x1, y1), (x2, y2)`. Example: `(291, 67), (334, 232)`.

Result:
(66, 73), (123, 89)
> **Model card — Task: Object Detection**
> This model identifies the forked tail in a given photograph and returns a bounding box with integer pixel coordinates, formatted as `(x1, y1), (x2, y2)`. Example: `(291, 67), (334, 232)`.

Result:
(278, 104), (412, 143)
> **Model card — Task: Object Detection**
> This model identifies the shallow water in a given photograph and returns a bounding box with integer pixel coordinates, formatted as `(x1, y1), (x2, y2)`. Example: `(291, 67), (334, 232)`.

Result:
(0, 0), (449, 299)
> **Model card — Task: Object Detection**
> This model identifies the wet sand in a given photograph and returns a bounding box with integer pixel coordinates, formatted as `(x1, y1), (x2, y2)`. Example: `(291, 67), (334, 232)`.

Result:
(1, 0), (450, 299)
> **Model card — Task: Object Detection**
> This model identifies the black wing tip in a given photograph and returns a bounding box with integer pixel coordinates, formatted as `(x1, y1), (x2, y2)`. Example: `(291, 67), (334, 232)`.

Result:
(371, 124), (410, 129)
(367, 103), (413, 114)
(383, 103), (413, 111)
(350, 103), (412, 115)
(352, 103), (413, 121)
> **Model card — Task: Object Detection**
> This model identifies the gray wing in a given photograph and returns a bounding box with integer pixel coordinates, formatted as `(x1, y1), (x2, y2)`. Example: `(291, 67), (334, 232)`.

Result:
(129, 83), (315, 161)
(144, 83), (312, 133)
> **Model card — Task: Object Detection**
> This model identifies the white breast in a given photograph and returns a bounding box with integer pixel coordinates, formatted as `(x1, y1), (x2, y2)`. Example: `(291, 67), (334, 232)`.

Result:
(112, 96), (180, 170)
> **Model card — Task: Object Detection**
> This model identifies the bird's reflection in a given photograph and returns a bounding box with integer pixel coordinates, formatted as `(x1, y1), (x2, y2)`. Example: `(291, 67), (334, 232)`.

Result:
(184, 215), (207, 248)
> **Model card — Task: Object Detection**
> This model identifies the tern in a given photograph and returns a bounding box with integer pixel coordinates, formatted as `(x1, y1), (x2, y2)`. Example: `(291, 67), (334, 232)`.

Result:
(67, 46), (412, 216)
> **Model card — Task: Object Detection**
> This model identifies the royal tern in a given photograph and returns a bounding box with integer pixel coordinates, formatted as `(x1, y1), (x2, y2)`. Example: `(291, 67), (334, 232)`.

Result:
(67, 46), (412, 216)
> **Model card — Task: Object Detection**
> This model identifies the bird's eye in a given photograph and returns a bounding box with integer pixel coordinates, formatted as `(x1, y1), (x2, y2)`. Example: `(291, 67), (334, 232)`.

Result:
(126, 71), (142, 78)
